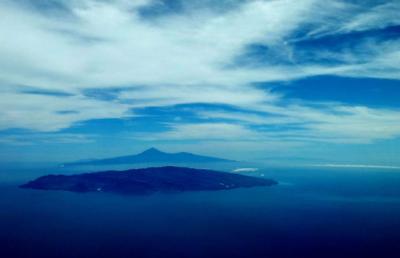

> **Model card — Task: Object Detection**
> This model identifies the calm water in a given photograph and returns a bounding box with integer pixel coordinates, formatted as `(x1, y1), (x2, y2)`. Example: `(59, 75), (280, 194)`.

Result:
(1, 166), (400, 258)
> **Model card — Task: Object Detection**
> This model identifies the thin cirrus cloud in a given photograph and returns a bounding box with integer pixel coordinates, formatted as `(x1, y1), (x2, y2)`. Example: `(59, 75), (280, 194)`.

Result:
(0, 0), (399, 151)
(0, 133), (95, 146)
(127, 99), (400, 145)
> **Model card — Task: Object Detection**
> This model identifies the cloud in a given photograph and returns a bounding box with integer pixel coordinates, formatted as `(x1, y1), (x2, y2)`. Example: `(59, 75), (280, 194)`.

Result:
(197, 110), (302, 125)
(0, 132), (95, 146)
(0, 0), (317, 90)
(129, 98), (400, 144)
(0, 91), (130, 131)
(193, 103), (400, 144)
(138, 122), (261, 141)
(0, 0), (399, 148)
(1, 0), (398, 90)
(334, 1), (400, 34)
(298, 1), (400, 38)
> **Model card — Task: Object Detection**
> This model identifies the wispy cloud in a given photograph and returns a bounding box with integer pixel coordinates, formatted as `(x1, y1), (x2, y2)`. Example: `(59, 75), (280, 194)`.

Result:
(194, 103), (400, 144)
(328, 2), (400, 34)
(0, 133), (95, 146)
(137, 122), (260, 141)
(0, 0), (399, 154)
(0, 91), (130, 131)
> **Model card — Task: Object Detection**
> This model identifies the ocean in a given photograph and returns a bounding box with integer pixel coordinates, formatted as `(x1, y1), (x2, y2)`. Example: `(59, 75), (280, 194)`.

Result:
(1, 165), (400, 258)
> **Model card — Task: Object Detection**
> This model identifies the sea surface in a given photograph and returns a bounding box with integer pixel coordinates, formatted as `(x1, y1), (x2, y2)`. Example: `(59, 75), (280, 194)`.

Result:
(1, 165), (400, 258)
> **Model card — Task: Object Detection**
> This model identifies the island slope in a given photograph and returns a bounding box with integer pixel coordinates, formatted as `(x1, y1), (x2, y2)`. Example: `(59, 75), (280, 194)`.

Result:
(20, 166), (277, 195)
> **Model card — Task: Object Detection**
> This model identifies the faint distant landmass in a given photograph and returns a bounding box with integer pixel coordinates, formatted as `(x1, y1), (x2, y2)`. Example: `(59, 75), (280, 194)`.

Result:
(20, 166), (276, 195)
(63, 148), (235, 166)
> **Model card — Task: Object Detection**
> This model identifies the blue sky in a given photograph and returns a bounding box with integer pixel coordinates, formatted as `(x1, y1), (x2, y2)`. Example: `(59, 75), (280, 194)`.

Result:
(0, 0), (400, 167)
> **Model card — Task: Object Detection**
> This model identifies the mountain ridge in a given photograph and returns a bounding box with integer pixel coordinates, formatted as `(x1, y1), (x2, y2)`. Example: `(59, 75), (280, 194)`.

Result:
(64, 148), (235, 166)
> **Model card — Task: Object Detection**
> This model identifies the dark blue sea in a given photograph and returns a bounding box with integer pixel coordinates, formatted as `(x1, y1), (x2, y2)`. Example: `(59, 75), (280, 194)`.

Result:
(1, 165), (400, 258)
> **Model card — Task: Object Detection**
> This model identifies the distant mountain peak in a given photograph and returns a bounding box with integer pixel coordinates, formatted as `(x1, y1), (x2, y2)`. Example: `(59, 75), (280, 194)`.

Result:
(64, 148), (235, 166)
(141, 147), (163, 154)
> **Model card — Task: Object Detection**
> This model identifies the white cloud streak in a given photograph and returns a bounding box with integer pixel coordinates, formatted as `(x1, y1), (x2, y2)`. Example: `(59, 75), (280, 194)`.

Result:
(138, 122), (261, 141)
(0, 133), (95, 146)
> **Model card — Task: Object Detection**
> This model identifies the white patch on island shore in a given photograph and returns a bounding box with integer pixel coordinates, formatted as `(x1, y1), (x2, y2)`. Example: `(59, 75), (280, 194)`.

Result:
(232, 168), (258, 173)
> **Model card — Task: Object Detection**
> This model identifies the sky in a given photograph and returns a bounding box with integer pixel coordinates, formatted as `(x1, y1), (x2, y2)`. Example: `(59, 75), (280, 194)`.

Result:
(0, 0), (400, 166)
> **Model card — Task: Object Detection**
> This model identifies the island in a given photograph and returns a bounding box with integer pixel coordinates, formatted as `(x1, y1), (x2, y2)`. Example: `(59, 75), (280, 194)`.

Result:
(20, 166), (277, 195)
